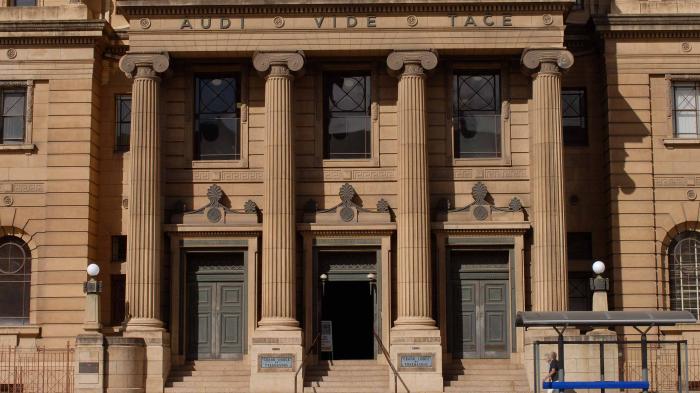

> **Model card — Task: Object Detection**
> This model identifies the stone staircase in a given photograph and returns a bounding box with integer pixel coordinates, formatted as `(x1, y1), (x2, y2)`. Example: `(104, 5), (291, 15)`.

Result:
(164, 360), (251, 393)
(443, 359), (531, 393)
(303, 359), (390, 393)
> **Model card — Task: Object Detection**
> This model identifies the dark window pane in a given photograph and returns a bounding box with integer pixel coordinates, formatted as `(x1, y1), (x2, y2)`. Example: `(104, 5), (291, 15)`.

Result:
(0, 236), (31, 326)
(669, 231), (700, 317)
(561, 89), (588, 146)
(115, 95), (131, 152)
(111, 274), (126, 325)
(111, 235), (127, 262)
(11, 0), (36, 6)
(568, 274), (592, 311)
(195, 77), (240, 160)
(567, 232), (593, 260)
(673, 83), (700, 138)
(324, 73), (371, 159)
(1, 90), (26, 145)
(453, 73), (501, 158)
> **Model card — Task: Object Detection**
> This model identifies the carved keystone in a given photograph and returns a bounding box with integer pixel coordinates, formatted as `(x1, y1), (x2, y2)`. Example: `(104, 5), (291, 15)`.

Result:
(521, 48), (574, 73)
(118, 52), (170, 79)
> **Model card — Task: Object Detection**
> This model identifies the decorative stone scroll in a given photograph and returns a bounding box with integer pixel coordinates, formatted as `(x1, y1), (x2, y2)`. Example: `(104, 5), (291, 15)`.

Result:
(436, 181), (525, 223)
(176, 184), (259, 225)
(118, 52), (170, 79)
(303, 183), (391, 224)
(521, 47), (574, 73)
(252, 51), (305, 73)
(386, 50), (439, 74)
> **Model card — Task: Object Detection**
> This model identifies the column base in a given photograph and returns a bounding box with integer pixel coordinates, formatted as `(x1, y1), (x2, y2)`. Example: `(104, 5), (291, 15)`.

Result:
(125, 318), (164, 331)
(124, 329), (170, 393)
(257, 317), (301, 331)
(249, 329), (304, 393)
(75, 333), (105, 393)
(389, 328), (443, 393)
(104, 336), (146, 393)
(393, 316), (437, 330)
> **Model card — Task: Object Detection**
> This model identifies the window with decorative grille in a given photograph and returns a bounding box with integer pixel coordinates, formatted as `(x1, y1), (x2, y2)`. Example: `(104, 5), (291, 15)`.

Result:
(115, 95), (131, 152)
(673, 82), (700, 138)
(194, 76), (241, 160)
(0, 88), (26, 145)
(10, 0), (36, 6)
(0, 236), (31, 326)
(452, 73), (501, 158)
(323, 73), (372, 159)
(562, 89), (588, 146)
(670, 231), (700, 317)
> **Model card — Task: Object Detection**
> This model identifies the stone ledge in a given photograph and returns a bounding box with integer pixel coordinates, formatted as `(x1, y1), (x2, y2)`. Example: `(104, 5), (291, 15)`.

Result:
(0, 144), (36, 153)
(664, 138), (700, 146)
(0, 5), (89, 23)
(0, 325), (41, 337)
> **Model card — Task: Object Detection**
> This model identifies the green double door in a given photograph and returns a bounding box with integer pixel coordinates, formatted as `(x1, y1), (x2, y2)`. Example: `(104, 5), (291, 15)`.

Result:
(187, 255), (245, 360)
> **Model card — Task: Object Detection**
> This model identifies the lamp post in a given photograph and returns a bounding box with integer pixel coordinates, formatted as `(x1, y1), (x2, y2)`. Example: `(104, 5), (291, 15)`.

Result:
(367, 272), (376, 295)
(320, 273), (328, 296)
(590, 260), (609, 312)
(83, 263), (102, 332)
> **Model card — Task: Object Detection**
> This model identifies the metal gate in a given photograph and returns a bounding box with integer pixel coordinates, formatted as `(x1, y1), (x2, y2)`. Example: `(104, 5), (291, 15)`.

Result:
(0, 344), (74, 393)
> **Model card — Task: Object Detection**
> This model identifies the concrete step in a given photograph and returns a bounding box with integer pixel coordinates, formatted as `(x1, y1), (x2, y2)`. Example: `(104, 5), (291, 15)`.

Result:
(178, 361), (249, 370)
(164, 388), (249, 393)
(305, 379), (389, 387)
(167, 380), (250, 388)
(305, 374), (388, 383)
(302, 388), (388, 393)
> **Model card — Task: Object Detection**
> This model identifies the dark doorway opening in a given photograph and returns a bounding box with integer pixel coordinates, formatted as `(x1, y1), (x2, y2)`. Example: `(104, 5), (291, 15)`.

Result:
(321, 281), (374, 360)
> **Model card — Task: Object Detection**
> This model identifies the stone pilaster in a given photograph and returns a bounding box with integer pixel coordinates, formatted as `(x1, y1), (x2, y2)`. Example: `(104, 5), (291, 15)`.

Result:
(118, 52), (169, 329)
(521, 48), (574, 311)
(250, 52), (305, 393)
(387, 50), (438, 329)
(386, 50), (443, 393)
(118, 52), (171, 393)
(252, 51), (305, 330)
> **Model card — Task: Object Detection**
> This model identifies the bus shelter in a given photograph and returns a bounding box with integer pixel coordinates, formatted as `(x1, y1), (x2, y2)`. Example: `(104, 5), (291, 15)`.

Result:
(516, 310), (696, 393)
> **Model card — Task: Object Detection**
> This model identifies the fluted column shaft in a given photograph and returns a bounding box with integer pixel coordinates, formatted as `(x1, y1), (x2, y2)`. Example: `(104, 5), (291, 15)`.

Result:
(388, 51), (438, 329)
(522, 48), (574, 311)
(253, 52), (305, 330)
(118, 53), (170, 328)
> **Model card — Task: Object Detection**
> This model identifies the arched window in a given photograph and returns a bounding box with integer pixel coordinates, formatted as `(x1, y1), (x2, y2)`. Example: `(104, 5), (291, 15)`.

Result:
(670, 231), (700, 317)
(0, 236), (31, 325)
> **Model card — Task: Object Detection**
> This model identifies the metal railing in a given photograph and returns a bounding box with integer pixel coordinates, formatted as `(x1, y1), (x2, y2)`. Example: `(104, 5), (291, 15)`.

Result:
(294, 333), (321, 393)
(0, 344), (74, 393)
(372, 329), (410, 393)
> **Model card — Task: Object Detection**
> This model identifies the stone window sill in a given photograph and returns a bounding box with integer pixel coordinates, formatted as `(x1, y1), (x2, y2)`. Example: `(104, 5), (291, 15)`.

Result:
(190, 159), (248, 169)
(0, 143), (35, 153)
(316, 157), (379, 168)
(663, 138), (700, 146)
(0, 325), (41, 337)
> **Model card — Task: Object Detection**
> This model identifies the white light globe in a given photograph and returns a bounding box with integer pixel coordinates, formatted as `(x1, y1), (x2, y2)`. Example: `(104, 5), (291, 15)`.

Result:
(87, 263), (100, 277)
(592, 260), (606, 275)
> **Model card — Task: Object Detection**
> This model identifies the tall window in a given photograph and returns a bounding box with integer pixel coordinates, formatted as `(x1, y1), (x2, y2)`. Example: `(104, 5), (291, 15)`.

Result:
(670, 231), (700, 317)
(1, 88), (26, 145)
(10, 0), (37, 5)
(110, 274), (126, 325)
(453, 73), (501, 158)
(111, 235), (127, 262)
(194, 76), (241, 160)
(673, 82), (700, 138)
(0, 236), (31, 325)
(562, 89), (588, 146)
(115, 95), (131, 152)
(323, 73), (371, 159)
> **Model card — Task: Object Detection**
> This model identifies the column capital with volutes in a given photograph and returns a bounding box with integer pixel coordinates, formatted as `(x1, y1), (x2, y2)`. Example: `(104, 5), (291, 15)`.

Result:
(118, 52), (170, 79)
(521, 47), (574, 75)
(386, 50), (438, 76)
(252, 51), (305, 77)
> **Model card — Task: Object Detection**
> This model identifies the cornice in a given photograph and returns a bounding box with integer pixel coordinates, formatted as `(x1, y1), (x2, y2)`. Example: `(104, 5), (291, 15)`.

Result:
(595, 14), (700, 38)
(116, 0), (574, 18)
(0, 19), (118, 46)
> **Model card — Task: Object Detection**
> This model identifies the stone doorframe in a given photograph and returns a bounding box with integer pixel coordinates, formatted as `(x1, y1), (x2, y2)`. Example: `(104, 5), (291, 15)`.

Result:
(167, 231), (260, 366)
(434, 227), (528, 365)
(300, 229), (394, 365)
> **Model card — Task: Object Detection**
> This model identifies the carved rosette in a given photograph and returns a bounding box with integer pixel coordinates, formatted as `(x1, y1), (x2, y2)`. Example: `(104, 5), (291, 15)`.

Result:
(387, 50), (438, 76)
(521, 48), (574, 75)
(118, 52), (170, 79)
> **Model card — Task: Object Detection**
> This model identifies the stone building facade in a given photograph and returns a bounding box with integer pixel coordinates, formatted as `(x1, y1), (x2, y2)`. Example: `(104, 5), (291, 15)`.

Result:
(0, 0), (699, 392)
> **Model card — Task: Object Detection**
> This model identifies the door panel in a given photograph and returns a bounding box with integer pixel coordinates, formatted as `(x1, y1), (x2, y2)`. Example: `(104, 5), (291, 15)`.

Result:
(452, 279), (509, 359)
(188, 282), (214, 359)
(219, 283), (244, 357)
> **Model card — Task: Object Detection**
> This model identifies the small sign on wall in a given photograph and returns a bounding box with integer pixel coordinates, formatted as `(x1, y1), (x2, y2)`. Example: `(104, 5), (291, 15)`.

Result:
(398, 353), (435, 371)
(258, 354), (295, 371)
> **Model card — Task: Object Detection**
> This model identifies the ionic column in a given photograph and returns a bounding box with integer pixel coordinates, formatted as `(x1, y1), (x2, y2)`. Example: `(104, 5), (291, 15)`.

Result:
(387, 50), (438, 329)
(521, 48), (574, 311)
(253, 52), (305, 330)
(118, 52), (170, 329)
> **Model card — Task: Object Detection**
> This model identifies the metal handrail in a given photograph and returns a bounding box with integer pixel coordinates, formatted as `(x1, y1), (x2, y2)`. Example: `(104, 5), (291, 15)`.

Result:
(294, 333), (321, 393)
(372, 329), (411, 393)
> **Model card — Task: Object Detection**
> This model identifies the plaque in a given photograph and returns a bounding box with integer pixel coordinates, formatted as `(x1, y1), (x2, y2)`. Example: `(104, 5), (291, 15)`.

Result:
(78, 361), (99, 373)
(320, 320), (333, 353)
(259, 354), (294, 371)
(398, 353), (435, 371)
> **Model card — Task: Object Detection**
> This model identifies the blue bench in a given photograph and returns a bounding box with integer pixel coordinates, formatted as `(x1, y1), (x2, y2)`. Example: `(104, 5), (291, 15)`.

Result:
(543, 381), (650, 389)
